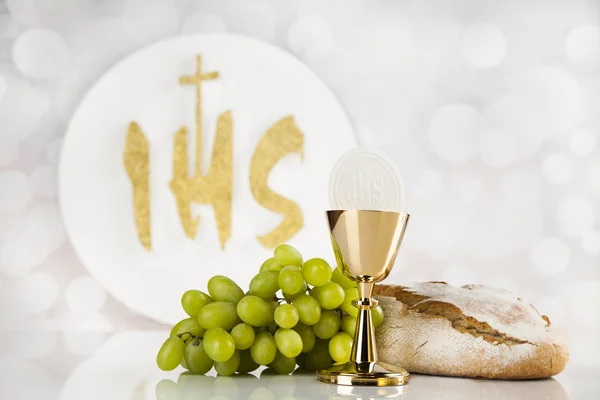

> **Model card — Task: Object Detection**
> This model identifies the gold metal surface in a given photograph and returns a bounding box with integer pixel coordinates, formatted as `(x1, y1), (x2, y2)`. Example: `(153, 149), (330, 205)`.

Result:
(318, 210), (410, 386)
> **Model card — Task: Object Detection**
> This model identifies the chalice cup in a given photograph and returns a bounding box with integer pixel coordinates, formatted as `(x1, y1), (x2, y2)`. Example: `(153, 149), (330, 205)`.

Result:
(317, 210), (410, 386)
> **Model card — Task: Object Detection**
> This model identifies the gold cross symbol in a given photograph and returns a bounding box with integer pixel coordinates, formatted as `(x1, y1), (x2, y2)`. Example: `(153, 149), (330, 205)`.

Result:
(180, 55), (220, 175)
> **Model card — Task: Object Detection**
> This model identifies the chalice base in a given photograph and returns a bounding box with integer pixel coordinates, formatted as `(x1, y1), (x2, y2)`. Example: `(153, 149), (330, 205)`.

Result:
(317, 361), (409, 386)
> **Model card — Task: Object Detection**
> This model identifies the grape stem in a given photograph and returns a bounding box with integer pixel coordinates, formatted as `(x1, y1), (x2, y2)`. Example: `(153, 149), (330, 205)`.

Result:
(177, 332), (198, 340)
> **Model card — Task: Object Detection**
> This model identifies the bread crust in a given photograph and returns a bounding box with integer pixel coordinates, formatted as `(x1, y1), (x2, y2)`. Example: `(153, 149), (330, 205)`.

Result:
(374, 282), (569, 380)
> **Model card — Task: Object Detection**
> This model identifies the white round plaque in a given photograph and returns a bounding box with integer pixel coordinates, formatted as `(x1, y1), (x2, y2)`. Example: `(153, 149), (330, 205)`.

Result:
(59, 34), (356, 324)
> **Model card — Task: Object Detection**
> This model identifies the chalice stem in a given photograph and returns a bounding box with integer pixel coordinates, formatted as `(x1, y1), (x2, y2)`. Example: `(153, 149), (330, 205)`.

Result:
(350, 281), (378, 372)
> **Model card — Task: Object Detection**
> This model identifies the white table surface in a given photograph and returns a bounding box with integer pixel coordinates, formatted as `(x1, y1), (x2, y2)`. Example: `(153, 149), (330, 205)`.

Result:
(0, 331), (596, 400)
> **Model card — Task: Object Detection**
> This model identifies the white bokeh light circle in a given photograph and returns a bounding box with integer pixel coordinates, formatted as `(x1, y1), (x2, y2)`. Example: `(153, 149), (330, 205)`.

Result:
(64, 330), (108, 356)
(12, 28), (70, 79)
(12, 271), (59, 314)
(542, 153), (572, 184)
(581, 230), (600, 254)
(182, 12), (227, 35)
(0, 76), (50, 144)
(587, 158), (600, 194)
(535, 66), (582, 135)
(26, 203), (66, 256)
(0, 142), (18, 167)
(479, 128), (516, 167)
(484, 95), (546, 160)
(557, 196), (596, 236)
(461, 23), (507, 69)
(566, 25), (600, 71)
(428, 103), (483, 164)
(0, 170), (31, 215)
(66, 276), (108, 314)
(59, 34), (356, 324)
(531, 237), (571, 275)
(569, 128), (596, 156)
(288, 16), (334, 59)
(0, 235), (49, 278)
(30, 165), (57, 199)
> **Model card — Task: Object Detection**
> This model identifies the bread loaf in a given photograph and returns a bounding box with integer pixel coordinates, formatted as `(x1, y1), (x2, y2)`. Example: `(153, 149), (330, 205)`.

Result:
(374, 282), (568, 379)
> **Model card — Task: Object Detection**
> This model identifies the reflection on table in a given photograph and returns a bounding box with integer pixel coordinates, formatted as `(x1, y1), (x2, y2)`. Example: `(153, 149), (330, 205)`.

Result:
(153, 370), (568, 400)
(51, 332), (569, 400)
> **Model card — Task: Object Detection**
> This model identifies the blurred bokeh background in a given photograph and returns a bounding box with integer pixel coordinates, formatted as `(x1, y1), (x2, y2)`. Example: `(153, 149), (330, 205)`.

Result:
(0, 0), (599, 396)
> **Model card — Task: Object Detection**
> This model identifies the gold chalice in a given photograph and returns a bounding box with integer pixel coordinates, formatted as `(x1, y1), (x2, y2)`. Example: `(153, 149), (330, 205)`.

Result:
(318, 209), (410, 386)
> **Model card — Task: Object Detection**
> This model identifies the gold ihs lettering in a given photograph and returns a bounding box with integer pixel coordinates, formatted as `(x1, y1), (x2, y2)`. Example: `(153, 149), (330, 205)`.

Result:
(169, 55), (233, 249)
(250, 116), (304, 248)
(124, 121), (151, 250)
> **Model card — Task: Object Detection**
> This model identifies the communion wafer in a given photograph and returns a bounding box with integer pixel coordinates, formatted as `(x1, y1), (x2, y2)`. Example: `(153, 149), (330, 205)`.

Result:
(329, 149), (405, 212)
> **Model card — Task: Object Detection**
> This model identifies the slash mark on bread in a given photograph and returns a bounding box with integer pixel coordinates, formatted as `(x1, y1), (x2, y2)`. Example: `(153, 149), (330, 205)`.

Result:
(375, 285), (534, 346)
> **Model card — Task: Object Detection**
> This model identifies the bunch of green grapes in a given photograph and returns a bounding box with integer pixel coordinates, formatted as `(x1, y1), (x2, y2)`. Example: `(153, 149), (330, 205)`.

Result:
(156, 244), (384, 375)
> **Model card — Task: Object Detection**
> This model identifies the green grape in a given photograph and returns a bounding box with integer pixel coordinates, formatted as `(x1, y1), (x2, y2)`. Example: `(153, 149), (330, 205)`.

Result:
(269, 300), (279, 312)
(250, 331), (277, 365)
(180, 356), (188, 369)
(249, 270), (280, 300)
(260, 257), (283, 273)
(155, 379), (177, 400)
(274, 244), (303, 267)
(181, 290), (213, 317)
(341, 315), (356, 337)
(340, 288), (359, 318)
(237, 295), (274, 327)
(274, 328), (303, 358)
(170, 317), (205, 338)
(207, 275), (245, 303)
(237, 349), (259, 373)
(312, 310), (341, 339)
(296, 352), (306, 369)
(372, 305), (384, 327)
(283, 281), (307, 302)
(197, 302), (240, 331)
(214, 350), (240, 376)
(293, 323), (316, 353)
(203, 328), (235, 362)
(310, 282), (345, 309)
(292, 294), (321, 325)
(270, 351), (296, 374)
(305, 339), (333, 371)
(301, 258), (332, 287)
(157, 336), (185, 371)
(329, 332), (353, 363)
(230, 323), (255, 350)
(274, 304), (299, 329)
(184, 339), (213, 374)
(278, 266), (304, 295)
(267, 321), (278, 334)
(331, 267), (357, 289)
